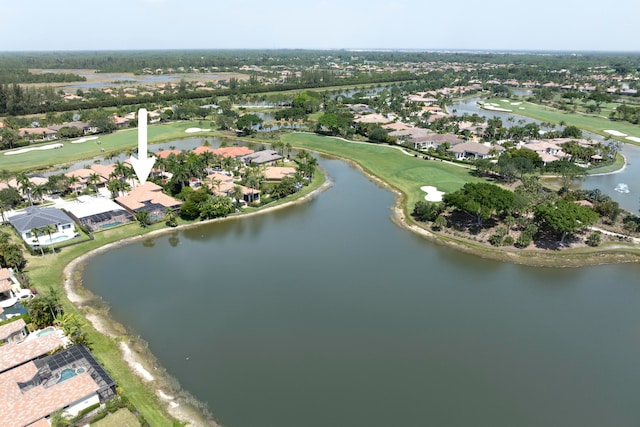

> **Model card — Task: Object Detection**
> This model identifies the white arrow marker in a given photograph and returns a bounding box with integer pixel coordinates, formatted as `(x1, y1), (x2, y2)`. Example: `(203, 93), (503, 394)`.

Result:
(130, 108), (156, 185)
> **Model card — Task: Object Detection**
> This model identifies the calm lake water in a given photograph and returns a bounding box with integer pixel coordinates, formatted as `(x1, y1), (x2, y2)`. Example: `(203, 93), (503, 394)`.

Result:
(83, 156), (640, 427)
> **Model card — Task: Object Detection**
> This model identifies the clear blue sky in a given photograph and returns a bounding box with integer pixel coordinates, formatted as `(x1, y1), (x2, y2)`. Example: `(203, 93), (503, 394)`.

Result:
(1, 0), (637, 52)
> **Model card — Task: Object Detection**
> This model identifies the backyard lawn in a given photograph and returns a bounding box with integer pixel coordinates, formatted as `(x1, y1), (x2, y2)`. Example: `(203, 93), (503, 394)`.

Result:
(91, 409), (140, 427)
(282, 133), (479, 210)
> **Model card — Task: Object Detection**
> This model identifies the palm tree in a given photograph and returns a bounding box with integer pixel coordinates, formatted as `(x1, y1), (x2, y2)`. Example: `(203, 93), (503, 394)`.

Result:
(135, 210), (151, 228)
(65, 175), (81, 196)
(230, 185), (244, 206)
(164, 208), (178, 227)
(31, 183), (47, 204)
(16, 172), (34, 205)
(31, 227), (45, 256)
(43, 224), (57, 247)
(88, 173), (101, 194)
(113, 160), (128, 181)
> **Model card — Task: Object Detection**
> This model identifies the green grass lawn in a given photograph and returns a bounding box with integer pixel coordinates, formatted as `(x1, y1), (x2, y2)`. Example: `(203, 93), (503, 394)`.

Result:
(0, 121), (222, 173)
(485, 98), (640, 143)
(282, 133), (480, 211)
(91, 408), (140, 427)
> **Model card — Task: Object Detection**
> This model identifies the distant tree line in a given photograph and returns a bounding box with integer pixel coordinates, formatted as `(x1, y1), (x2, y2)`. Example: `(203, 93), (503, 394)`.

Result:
(0, 71), (417, 116)
(0, 69), (86, 84)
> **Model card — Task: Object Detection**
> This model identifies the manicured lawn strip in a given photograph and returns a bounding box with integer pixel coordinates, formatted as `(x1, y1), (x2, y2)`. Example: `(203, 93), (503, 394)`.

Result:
(484, 98), (640, 142)
(282, 133), (480, 210)
(586, 152), (625, 175)
(91, 408), (140, 427)
(0, 121), (223, 173)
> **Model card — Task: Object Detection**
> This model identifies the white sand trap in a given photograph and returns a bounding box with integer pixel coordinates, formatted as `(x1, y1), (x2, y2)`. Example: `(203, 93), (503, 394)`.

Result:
(605, 130), (627, 137)
(501, 99), (510, 102)
(71, 136), (99, 144)
(626, 136), (640, 143)
(185, 127), (211, 133)
(481, 105), (512, 112)
(4, 143), (64, 156)
(510, 102), (522, 105)
(421, 186), (445, 202)
(519, 107), (525, 110)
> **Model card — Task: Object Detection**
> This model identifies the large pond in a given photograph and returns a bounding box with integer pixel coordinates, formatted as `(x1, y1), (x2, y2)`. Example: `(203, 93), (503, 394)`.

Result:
(83, 156), (640, 427)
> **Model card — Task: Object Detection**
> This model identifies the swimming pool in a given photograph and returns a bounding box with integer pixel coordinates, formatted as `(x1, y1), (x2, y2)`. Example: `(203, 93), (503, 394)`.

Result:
(99, 221), (122, 229)
(57, 368), (78, 383)
(57, 367), (85, 383)
(37, 328), (55, 337)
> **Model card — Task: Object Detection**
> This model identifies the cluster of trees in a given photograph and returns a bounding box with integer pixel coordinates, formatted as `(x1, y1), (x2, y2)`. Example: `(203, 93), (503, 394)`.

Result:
(414, 180), (613, 248)
(0, 230), (26, 272)
(178, 187), (235, 220)
(610, 103), (640, 124)
(0, 70), (85, 84)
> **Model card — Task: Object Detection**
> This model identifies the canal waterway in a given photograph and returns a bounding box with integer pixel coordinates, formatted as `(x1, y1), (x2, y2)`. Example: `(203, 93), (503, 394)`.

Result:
(83, 156), (640, 427)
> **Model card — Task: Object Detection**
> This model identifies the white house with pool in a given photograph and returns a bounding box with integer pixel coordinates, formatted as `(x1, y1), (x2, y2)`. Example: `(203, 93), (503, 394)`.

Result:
(8, 206), (78, 247)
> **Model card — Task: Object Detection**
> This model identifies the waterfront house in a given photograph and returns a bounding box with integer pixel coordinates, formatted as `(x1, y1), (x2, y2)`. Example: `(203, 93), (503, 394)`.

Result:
(0, 332), (65, 374)
(0, 344), (117, 427)
(241, 149), (282, 166)
(115, 182), (182, 218)
(264, 166), (298, 182)
(63, 195), (134, 232)
(8, 207), (78, 247)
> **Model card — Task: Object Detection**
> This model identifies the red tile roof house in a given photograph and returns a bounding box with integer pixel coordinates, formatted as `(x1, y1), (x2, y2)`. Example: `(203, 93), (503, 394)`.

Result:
(212, 146), (254, 158)
(0, 318), (28, 345)
(208, 179), (260, 204)
(115, 182), (182, 219)
(64, 168), (106, 193)
(263, 166), (298, 182)
(0, 332), (65, 375)
(0, 344), (117, 427)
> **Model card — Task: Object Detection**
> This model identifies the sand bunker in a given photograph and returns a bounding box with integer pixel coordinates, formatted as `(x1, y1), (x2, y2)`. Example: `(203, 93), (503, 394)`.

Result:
(184, 128), (211, 133)
(421, 186), (445, 202)
(4, 143), (64, 156)
(626, 136), (640, 143)
(604, 130), (627, 137)
(71, 136), (99, 144)
(481, 105), (512, 112)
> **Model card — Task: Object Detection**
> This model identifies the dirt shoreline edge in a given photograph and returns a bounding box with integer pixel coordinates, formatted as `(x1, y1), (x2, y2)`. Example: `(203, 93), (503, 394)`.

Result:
(62, 178), (333, 427)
